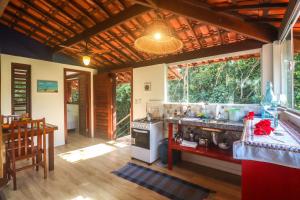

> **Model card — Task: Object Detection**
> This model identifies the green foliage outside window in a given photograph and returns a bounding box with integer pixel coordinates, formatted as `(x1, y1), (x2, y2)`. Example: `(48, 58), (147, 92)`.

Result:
(294, 54), (300, 110)
(116, 83), (131, 138)
(116, 83), (131, 121)
(168, 57), (261, 104)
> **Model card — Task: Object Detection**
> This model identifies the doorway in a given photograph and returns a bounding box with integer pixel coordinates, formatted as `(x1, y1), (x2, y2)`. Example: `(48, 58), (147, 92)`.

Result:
(114, 70), (132, 139)
(64, 69), (91, 144)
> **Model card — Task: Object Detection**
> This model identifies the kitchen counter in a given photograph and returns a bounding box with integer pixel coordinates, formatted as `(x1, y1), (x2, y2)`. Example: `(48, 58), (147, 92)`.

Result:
(165, 117), (244, 132)
(234, 118), (300, 168)
(234, 118), (300, 200)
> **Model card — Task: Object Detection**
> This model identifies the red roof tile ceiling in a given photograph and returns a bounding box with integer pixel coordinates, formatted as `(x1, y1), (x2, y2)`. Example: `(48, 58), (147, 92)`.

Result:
(0, 0), (292, 69)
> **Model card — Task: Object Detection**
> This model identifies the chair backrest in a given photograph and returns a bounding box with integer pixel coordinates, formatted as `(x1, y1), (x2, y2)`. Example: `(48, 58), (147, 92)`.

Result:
(10, 118), (46, 158)
(1, 115), (21, 125)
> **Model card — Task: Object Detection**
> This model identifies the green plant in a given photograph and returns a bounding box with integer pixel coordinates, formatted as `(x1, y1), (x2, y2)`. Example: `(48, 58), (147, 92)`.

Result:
(168, 57), (261, 104)
(294, 54), (300, 110)
(116, 83), (131, 138)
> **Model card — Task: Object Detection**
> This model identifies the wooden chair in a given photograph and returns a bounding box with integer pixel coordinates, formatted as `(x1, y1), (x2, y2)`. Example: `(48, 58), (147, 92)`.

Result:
(1, 115), (20, 128)
(6, 118), (47, 190)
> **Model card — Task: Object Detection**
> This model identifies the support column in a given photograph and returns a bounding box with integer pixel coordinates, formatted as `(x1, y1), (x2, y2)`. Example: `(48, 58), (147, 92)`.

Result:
(272, 41), (282, 96)
(261, 43), (273, 95)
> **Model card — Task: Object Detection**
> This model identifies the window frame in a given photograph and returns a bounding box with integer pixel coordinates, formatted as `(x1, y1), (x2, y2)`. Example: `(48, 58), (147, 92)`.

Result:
(166, 56), (262, 104)
(11, 63), (31, 117)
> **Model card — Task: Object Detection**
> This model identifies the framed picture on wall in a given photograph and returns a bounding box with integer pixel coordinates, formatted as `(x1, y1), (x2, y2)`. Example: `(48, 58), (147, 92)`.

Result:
(37, 80), (58, 93)
(144, 82), (151, 91)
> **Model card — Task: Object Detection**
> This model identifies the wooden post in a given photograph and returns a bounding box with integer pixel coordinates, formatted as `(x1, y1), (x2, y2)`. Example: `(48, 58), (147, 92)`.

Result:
(168, 123), (173, 170)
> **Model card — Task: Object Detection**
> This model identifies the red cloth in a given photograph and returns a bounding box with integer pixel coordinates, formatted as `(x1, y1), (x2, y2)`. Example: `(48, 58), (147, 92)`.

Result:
(254, 120), (274, 135)
(244, 112), (255, 120)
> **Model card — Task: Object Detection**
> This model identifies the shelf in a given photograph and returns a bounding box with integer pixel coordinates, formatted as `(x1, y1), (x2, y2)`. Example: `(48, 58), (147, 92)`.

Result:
(170, 140), (241, 164)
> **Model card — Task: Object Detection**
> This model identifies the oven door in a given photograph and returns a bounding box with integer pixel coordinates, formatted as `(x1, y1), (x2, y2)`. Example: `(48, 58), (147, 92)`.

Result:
(131, 128), (150, 149)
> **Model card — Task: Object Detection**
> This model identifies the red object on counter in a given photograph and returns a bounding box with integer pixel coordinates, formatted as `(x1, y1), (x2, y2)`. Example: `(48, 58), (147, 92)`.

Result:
(242, 160), (300, 200)
(244, 112), (255, 120)
(254, 119), (274, 135)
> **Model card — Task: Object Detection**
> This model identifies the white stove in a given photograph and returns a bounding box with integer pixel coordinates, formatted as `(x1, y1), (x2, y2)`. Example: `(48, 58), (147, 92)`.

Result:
(131, 118), (163, 164)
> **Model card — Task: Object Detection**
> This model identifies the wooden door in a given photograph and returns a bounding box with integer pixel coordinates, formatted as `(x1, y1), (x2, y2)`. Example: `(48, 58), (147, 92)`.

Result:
(94, 73), (116, 139)
(78, 73), (91, 137)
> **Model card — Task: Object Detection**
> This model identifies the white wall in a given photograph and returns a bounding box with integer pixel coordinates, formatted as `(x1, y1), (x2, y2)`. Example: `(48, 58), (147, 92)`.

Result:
(133, 64), (167, 120)
(0, 54), (97, 146)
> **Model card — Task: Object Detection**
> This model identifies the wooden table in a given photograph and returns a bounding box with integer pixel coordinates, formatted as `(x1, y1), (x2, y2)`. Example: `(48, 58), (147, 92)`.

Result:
(1, 123), (57, 171)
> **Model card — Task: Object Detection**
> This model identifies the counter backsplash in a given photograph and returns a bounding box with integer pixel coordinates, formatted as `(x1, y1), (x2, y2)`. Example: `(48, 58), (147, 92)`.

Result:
(163, 103), (261, 120)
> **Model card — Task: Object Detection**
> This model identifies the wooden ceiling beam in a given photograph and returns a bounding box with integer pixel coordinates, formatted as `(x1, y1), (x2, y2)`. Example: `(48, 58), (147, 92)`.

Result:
(107, 30), (144, 60)
(54, 4), (150, 52)
(93, 34), (131, 63)
(8, 2), (68, 39)
(137, 0), (277, 43)
(184, 18), (202, 48)
(0, 17), (57, 46)
(245, 18), (282, 23)
(67, 0), (97, 24)
(213, 3), (288, 12)
(279, 0), (300, 41)
(99, 39), (263, 71)
(4, 9), (62, 45)
(41, 0), (86, 29)
(87, 0), (111, 17)
(22, 0), (76, 35)
(0, 0), (10, 17)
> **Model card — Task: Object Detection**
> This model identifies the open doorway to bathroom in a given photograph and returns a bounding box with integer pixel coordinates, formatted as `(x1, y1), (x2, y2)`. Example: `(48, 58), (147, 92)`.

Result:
(64, 69), (91, 144)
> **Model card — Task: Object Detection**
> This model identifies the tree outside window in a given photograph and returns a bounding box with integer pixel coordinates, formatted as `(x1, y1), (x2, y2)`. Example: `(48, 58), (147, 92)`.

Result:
(167, 57), (261, 104)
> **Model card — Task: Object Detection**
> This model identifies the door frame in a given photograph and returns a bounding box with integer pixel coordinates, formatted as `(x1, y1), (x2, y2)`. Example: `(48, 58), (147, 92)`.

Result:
(111, 68), (133, 139)
(63, 68), (91, 144)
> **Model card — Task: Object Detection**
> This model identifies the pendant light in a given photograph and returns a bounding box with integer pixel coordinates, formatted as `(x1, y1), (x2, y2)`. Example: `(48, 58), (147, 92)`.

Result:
(82, 55), (91, 66)
(134, 11), (183, 55)
(82, 40), (91, 66)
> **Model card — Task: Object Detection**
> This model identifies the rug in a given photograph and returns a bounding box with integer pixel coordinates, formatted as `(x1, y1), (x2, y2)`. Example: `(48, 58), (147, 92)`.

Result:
(112, 162), (213, 200)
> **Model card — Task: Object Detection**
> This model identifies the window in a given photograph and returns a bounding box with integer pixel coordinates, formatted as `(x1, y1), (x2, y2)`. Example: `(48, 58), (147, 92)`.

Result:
(167, 56), (261, 104)
(280, 32), (294, 108)
(11, 63), (31, 116)
(294, 54), (300, 110)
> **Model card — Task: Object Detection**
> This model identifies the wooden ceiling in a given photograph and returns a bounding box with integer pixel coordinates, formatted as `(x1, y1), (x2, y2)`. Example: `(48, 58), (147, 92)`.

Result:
(0, 0), (296, 70)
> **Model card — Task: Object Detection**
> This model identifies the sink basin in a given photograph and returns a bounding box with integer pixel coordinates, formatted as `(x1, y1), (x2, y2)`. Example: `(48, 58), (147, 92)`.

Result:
(180, 117), (243, 126)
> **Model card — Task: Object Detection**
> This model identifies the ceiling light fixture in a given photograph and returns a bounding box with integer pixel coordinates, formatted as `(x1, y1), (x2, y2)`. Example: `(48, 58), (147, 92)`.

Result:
(134, 12), (183, 55)
(82, 55), (91, 66)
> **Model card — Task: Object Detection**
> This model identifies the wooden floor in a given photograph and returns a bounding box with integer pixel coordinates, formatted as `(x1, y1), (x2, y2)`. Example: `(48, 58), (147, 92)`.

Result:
(3, 134), (241, 200)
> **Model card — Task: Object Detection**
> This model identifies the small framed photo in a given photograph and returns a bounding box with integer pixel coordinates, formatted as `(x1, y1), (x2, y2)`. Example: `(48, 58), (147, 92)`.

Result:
(144, 82), (151, 91)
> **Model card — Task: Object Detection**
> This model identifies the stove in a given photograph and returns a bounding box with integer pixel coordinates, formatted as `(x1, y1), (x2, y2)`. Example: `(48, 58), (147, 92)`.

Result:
(132, 118), (162, 130)
(131, 118), (163, 164)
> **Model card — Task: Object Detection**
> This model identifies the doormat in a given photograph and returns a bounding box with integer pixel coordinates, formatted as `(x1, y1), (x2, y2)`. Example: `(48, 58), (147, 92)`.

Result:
(112, 162), (214, 200)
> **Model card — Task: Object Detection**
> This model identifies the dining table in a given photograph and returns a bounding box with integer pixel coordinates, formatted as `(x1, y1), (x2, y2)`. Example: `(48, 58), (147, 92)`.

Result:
(1, 123), (58, 172)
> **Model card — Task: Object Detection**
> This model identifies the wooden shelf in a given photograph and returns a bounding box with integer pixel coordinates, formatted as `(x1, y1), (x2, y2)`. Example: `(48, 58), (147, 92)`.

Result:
(170, 140), (241, 164)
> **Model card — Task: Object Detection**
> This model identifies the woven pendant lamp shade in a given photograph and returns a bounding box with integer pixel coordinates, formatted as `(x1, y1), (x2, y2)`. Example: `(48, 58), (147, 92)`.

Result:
(134, 19), (183, 55)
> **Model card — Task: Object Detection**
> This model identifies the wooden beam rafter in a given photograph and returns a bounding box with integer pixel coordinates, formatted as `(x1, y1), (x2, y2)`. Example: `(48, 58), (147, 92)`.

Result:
(99, 39), (263, 71)
(3, 9), (63, 45)
(245, 18), (282, 23)
(54, 4), (150, 52)
(213, 3), (288, 12)
(134, 0), (277, 43)
(0, 0), (10, 17)
(22, 0), (77, 35)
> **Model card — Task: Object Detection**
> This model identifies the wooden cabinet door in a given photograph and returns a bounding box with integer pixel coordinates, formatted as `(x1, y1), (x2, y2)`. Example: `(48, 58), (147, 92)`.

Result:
(94, 73), (115, 139)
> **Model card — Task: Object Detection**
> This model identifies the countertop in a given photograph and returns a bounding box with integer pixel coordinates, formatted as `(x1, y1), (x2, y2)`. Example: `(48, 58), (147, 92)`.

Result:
(165, 117), (244, 132)
(234, 118), (300, 169)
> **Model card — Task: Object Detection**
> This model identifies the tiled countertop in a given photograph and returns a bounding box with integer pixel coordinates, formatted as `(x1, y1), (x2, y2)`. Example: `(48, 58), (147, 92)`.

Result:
(165, 117), (244, 132)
